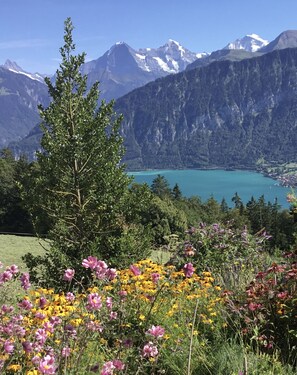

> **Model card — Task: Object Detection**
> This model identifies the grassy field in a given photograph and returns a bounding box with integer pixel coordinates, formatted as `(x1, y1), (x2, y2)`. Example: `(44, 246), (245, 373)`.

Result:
(0, 234), (46, 269)
(0, 235), (171, 270)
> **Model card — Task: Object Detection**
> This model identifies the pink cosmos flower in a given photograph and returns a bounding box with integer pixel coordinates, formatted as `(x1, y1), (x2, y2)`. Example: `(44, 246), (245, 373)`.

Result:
(0, 270), (13, 283)
(101, 361), (114, 375)
(151, 273), (160, 284)
(18, 298), (33, 310)
(106, 268), (117, 280)
(106, 296), (113, 310)
(113, 360), (125, 370)
(22, 341), (33, 353)
(38, 354), (57, 374)
(4, 340), (14, 354)
(35, 328), (47, 345)
(20, 272), (31, 290)
(109, 311), (117, 320)
(9, 264), (19, 275)
(95, 260), (108, 279)
(63, 268), (75, 281)
(130, 264), (141, 276)
(142, 342), (158, 358)
(82, 256), (100, 270)
(61, 347), (71, 357)
(146, 325), (165, 339)
(39, 297), (48, 309)
(87, 293), (102, 311)
(183, 263), (195, 278)
(66, 292), (75, 302)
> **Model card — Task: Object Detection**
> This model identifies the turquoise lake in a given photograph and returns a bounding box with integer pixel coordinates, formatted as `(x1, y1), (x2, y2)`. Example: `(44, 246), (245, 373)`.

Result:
(128, 170), (291, 209)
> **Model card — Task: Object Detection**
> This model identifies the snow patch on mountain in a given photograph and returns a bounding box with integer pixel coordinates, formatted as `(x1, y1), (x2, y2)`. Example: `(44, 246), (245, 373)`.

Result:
(1, 59), (45, 83)
(224, 34), (269, 52)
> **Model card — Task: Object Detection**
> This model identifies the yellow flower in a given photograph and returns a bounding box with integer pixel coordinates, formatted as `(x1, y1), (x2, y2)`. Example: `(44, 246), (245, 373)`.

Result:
(26, 370), (39, 375)
(139, 314), (146, 321)
(7, 364), (22, 372)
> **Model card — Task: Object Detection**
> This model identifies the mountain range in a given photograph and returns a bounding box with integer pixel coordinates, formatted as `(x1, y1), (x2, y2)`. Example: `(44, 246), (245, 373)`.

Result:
(3, 30), (297, 169)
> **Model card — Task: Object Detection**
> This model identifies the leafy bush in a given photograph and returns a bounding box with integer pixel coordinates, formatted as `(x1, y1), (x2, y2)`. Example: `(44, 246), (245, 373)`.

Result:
(227, 250), (297, 368)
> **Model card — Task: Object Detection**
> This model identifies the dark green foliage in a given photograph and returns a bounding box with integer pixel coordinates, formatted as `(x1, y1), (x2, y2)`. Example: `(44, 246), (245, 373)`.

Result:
(151, 174), (171, 198)
(22, 19), (151, 288)
(0, 149), (33, 233)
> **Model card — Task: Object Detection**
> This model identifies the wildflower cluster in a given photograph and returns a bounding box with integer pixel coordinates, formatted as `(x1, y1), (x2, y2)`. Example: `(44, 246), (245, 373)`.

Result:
(227, 251), (297, 367)
(169, 223), (270, 279)
(0, 257), (224, 374)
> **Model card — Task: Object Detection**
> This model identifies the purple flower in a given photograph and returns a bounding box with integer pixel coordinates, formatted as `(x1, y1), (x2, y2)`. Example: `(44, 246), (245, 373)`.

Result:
(9, 264), (19, 275)
(183, 263), (195, 278)
(22, 341), (33, 353)
(20, 272), (31, 290)
(18, 298), (33, 310)
(4, 340), (14, 354)
(63, 268), (75, 282)
(0, 270), (13, 283)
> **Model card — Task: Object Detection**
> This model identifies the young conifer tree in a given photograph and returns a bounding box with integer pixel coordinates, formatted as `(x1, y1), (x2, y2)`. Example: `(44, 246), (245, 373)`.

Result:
(23, 18), (150, 287)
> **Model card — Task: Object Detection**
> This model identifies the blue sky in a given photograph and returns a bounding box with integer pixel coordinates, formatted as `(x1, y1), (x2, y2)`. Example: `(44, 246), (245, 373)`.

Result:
(1, 0), (297, 74)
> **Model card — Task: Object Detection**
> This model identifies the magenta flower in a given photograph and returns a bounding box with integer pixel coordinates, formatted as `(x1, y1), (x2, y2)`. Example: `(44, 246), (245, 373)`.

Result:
(4, 340), (14, 354)
(0, 270), (13, 283)
(18, 298), (33, 310)
(61, 346), (71, 357)
(106, 296), (113, 310)
(20, 272), (31, 290)
(9, 264), (19, 275)
(82, 256), (99, 270)
(130, 264), (141, 276)
(22, 341), (33, 353)
(66, 292), (75, 302)
(38, 354), (57, 374)
(146, 325), (165, 339)
(100, 361), (114, 375)
(151, 273), (160, 283)
(87, 293), (102, 311)
(63, 268), (75, 281)
(106, 268), (117, 280)
(39, 297), (48, 309)
(142, 342), (158, 358)
(35, 328), (47, 345)
(109, 311), (117, 320)
(183, 262), (195, 278)
(113, 360), (125, 370)
(95, 260), (108, 279)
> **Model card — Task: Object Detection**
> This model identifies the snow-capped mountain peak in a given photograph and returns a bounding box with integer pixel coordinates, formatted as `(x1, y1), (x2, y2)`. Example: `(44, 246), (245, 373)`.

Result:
(1, 59), (45, 83)
(224, 34), (269, 52)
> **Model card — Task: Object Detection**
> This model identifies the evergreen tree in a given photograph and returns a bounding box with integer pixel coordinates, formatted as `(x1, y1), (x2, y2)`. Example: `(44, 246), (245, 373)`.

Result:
(151, 175), (171, 198)
(171, 183), (182, 200)
(22, 19), (150, 287)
